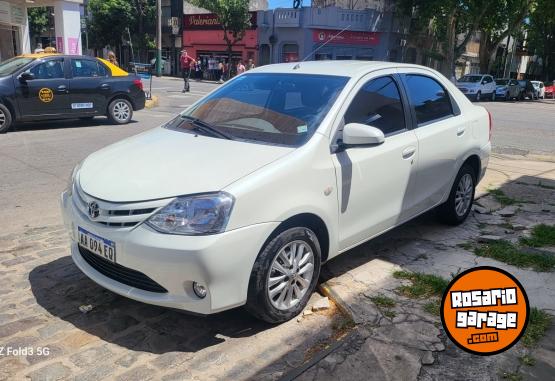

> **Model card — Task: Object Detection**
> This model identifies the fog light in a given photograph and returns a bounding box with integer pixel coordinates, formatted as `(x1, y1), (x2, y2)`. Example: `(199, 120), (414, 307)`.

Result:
(193, 282), (207, 299)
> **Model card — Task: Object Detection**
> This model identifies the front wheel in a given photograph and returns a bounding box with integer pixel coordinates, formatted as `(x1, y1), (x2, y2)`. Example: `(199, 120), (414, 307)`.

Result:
(245, 227), (321, 323)
(491, 92), (496, 101)
(108, 99), (133, 124)
(475, 92), (481, 102)
(0, 103), (13, 134)
(437, 164), (476, 225)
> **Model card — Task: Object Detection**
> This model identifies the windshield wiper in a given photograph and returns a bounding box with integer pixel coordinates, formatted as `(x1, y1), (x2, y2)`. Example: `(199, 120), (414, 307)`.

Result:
(180, 115), (234, 140)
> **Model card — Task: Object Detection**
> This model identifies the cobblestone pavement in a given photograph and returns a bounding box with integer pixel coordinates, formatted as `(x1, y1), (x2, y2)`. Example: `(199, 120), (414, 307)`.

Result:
(296, 156), (555, 380)
(0, 225), (350, 381)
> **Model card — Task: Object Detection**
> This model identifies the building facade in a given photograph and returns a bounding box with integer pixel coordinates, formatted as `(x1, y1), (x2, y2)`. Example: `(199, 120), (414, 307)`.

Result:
(0, 0), (82, 62)
(257, 6), (401, 65)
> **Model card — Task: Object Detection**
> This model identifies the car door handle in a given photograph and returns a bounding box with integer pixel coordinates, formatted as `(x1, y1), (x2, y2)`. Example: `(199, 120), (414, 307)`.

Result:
(100, 84), (111, 90)
(57, 85), (68, 93)
(402, 146), (416, 159)
(457, 127), (466, 136)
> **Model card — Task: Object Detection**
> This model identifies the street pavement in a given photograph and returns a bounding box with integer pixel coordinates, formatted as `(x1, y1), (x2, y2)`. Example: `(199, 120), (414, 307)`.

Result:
(0, 76), (554, 380)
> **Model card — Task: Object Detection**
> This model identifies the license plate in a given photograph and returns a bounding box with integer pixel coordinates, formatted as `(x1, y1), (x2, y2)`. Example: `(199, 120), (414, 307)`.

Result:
(78, 227), (116, 263)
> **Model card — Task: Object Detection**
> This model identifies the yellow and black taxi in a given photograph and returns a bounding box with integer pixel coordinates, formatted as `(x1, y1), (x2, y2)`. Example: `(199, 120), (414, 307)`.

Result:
(0, 53), (145, 133)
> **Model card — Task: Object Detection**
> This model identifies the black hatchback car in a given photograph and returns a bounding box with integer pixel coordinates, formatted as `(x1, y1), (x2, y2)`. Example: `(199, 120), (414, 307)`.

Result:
(0, 53), (145, 133)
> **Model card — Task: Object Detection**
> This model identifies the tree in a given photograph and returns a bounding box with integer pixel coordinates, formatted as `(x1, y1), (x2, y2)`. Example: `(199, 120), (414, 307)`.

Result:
(27, 7), (50, 44)
(478, 0), (534, 74)
(190, 0), (251, 62)
(87, 0), (155, 61)
(526, 0), (555, 81)
(399, 0), (494, 78)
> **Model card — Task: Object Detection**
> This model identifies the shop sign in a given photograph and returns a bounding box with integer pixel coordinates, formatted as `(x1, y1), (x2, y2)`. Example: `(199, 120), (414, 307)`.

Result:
(312, 29), (380, 46)
(184, 12), (257, 30)
(0, 2), (25, 25)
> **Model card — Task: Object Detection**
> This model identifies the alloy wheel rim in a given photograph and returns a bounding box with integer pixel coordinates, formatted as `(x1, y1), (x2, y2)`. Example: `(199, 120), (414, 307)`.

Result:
(113, 102), (130, 122)
(455, 173), (473, 216)
(0, 109), (5, 127)
(267, 240), (314, 311)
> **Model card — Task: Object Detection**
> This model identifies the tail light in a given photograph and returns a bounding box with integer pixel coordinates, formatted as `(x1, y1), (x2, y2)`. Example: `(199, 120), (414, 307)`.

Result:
(133, 79), (143, 92)
(487, 110), (492, 141)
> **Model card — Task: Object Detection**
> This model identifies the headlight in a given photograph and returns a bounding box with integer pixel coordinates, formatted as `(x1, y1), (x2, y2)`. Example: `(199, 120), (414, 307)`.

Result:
(146, 192), (234, 235)
(66, 162), (82, 196)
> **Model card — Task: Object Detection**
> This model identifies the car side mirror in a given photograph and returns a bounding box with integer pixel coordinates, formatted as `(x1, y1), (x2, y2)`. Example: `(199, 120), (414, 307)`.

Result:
(341, 123), (385, 148)
(19, 72), (35, 82)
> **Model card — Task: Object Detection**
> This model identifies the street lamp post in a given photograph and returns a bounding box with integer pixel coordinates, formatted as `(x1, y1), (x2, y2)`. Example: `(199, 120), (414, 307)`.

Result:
(156, 0), (162, 77)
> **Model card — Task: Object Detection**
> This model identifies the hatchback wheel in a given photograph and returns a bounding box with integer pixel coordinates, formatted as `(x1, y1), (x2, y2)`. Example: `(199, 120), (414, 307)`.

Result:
(108, 99), (133, 124)
(0, 104), (12, 134)
(438, 164), (476, 225)
(246, 227), (321, 323)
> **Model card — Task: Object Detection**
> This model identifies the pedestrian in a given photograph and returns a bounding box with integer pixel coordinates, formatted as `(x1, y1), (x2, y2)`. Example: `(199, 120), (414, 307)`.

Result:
(237, 60), (246, 75)
(195, 59), (202, 81)
(34, 43), (44, 54)
(247, 58), (255, 71)
(180, 48), (196, 92)
(107, 51), (119, 67)
(218, 61), (225, 83)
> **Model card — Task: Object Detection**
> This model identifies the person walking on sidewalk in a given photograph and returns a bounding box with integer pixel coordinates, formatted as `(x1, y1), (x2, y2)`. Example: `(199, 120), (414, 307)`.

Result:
(218, 61), (225, 83)
(236, 60), (246, 76)
(180, 49), (196, 93)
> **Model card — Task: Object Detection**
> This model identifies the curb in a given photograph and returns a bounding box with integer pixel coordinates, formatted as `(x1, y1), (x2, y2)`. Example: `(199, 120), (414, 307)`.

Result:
(318, 283), (357, 323)
(145, 95), (159, 109)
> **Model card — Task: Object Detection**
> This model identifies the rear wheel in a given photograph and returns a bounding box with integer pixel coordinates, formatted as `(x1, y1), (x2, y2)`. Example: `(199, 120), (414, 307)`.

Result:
(245, 227), (321, 323)
(0, 104), (12, 134)
(475, 91), (481, 102)
(437, 164), (476, 225)
(108, 99), (133, 124)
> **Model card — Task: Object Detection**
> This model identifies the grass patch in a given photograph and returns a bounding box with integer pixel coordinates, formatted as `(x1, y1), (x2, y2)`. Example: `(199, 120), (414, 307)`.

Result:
(423, 300), (441, 316)
(501, 372), (522, 381)
(393, 271), (449, 298)
(474, 240), (555, 272)
(457, 242), (474, 251)
(383, 310), (396, 319)
(519, 355), (536, 366)
(522, 308), (552, 348)
(520, 224), (555, 248)
(369, 295), (396, 308)
(489, 189), (520, 205)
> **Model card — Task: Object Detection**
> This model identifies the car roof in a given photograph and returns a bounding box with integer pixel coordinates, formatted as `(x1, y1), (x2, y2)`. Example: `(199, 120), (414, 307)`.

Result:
(19, 53), (61, 59)
(248, 60), (440, 78)
(16, 53), (130, 77)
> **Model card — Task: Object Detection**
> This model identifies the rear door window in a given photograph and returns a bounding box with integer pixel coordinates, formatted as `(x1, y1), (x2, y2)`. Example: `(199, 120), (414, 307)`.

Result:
(404, 74), (454, 125)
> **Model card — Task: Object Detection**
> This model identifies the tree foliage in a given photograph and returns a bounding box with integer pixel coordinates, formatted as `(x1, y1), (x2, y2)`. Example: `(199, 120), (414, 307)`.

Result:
(189, 0), (251, 60)
(526, 0), (555, 80)
(27, 7), (50, 42)
(87, 0), (156, 59)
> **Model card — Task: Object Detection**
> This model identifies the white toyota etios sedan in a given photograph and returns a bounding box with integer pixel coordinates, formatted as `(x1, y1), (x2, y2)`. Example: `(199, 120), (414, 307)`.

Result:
(61, 61), (491, 323)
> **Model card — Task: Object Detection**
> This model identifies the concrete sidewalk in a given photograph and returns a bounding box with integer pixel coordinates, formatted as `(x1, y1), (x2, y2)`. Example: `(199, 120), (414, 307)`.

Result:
(293, 154), (555, 380)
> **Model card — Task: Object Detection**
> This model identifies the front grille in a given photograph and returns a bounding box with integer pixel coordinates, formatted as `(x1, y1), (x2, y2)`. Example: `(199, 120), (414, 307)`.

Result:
(78, 245), (168, 293)
(72, 183), (169, 228)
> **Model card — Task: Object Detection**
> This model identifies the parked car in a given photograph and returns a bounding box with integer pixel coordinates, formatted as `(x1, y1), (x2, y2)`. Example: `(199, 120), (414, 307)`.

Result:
(494, 78), (520, 100)
(456, 74), (496, 101)
(545, 81), (555, 99)
(530, 81), (545, 99)
(517, 80), (537, 100)
(0, 53), (145, 133)
(61, 62), (491, 323)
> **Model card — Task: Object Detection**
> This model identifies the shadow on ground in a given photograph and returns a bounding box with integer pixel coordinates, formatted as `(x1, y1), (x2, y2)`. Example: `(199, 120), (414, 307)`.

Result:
(11, 118), (138, 133)
(29, 256), (271, 355)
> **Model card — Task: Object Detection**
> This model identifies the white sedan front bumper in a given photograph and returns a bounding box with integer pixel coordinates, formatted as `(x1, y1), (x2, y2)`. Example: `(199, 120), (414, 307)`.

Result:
(61, 190), (279, 314)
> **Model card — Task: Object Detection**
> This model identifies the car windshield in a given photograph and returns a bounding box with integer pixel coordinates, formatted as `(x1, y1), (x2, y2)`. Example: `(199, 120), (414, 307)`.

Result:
(495, 79), (508, 85)
(167, 73), (349, 147)
(0, 56), (34, 76)
(518, 80), (527, 86)
(458, 75), (482, 83)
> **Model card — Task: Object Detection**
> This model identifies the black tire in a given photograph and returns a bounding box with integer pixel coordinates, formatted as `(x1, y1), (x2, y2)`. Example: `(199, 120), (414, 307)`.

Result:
(0, 103), (12, 134)
(245, 227), (321, 324)
(437, 164), (476, 226)
(475, 92), (481, 102)
(107, 98), (133, 124)
(491, 92), (496, 101)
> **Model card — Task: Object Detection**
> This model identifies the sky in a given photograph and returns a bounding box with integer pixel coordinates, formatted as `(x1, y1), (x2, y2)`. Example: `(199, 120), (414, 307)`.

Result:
(268, 0), (298, 9)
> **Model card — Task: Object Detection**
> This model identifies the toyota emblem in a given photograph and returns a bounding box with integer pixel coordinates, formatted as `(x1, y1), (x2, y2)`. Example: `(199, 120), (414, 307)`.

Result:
(88, 201), (100, 219)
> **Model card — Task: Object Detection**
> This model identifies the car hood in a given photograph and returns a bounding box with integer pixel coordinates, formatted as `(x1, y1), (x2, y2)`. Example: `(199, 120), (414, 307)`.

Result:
(78, 127), (294, 202)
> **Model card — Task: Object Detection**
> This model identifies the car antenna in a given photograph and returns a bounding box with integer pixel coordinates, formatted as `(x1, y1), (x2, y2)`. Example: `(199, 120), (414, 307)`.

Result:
(298, 24), (352, 65)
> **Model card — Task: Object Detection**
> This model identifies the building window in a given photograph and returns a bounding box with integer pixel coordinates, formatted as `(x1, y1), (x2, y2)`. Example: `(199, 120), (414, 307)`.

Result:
(259, 44), (270, 66)
(282, 44), (299, 63)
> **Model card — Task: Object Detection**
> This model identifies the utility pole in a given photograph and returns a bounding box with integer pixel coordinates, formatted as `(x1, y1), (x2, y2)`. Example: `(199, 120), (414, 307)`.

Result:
(156, 0), (162, 77)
